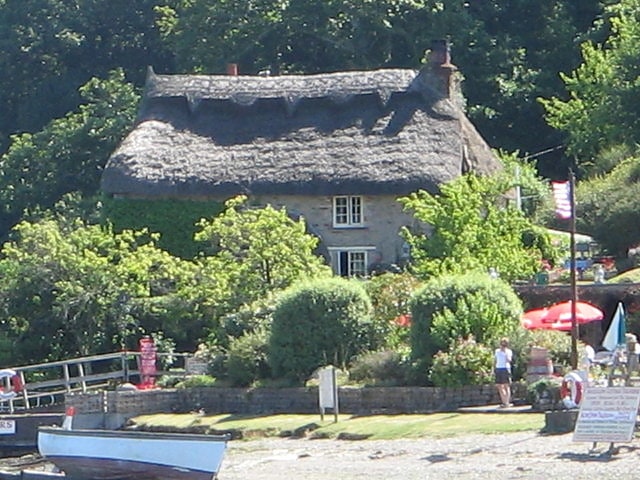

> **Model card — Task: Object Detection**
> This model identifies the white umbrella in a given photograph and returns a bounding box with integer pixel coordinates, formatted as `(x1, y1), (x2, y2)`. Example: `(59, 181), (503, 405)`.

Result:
(602, 302), (626, 352)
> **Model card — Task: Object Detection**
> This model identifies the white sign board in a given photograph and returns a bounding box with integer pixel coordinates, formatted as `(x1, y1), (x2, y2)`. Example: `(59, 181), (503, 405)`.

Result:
(318, 367), (336, 409)
(573, 387), (640, 443)
(0, 419), (15, 435)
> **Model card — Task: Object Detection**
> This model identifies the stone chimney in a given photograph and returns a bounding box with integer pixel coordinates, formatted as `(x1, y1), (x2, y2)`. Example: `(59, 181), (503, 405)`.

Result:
(416, 39), (461, 104)
(226, 63), (239, 76)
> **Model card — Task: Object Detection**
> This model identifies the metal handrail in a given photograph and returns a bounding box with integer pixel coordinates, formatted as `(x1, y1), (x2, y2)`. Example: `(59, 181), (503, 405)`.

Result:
(1, 351), (195, 413)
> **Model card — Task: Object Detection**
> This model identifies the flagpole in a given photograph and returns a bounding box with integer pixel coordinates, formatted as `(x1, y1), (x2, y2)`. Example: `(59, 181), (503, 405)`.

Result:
(569, 170), (578, 370)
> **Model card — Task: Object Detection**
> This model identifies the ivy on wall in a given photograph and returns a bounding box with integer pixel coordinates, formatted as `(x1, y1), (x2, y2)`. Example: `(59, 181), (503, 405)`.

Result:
(102, 197), (224, 259)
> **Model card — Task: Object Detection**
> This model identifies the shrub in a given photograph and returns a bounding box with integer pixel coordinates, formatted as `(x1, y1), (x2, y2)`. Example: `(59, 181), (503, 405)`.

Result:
(175, 375), (217, 388)
(268, 278), (373, 383)
(527, 376), (563, 411)
(363, 272), (421, 350)
(348, 348), (410, 386)
(410, 272), (522, 370)
(225, 327), (271, 387)
(429, 337), (494, 387)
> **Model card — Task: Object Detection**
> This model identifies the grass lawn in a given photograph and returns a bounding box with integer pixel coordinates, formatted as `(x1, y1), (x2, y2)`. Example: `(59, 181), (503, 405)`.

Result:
(130, 411), (545, 440)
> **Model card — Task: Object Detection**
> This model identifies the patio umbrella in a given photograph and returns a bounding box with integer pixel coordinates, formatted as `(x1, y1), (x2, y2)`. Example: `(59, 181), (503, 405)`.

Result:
(520, 308), (549, 330)
(541, 300), (604, 330)
(602, 302), (626, 351)
(521, 301), (604, 331)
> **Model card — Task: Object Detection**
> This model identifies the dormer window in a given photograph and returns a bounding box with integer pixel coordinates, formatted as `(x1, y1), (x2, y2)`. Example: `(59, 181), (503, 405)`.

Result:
(333, 196), (363, 228)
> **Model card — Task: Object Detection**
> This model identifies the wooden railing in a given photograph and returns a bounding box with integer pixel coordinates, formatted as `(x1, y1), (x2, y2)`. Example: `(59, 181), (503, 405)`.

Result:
(0, 351), (196, 413)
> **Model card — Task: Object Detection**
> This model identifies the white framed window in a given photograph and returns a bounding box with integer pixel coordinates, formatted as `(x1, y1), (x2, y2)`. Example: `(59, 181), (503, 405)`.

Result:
(328, 247), (374, 277)
(333, 196), (363, 227)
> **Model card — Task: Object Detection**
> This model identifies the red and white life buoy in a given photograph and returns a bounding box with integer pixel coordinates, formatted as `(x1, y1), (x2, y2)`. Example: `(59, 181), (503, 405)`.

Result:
(0, 369), (21, 399)
(560, 371), (584, 408)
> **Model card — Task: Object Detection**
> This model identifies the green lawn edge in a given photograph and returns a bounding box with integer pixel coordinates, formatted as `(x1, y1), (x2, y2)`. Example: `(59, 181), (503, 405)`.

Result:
(128, 412), (546, 440)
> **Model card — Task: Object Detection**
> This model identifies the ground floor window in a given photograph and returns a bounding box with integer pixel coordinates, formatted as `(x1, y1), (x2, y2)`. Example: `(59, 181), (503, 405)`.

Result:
(328, 247), (374, 277)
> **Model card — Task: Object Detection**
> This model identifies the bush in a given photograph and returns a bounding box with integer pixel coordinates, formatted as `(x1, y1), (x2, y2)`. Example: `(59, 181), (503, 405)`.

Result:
(348, 349), (410, 386)
(429, 337), (494, 387)
(410, 272), (522, 370)
(527, 376), (563, 411)
(174, 375), (217, 388)
(268, 278), (373, 383)
(225, 327), (271, 387)
(363, 272), (421, 350)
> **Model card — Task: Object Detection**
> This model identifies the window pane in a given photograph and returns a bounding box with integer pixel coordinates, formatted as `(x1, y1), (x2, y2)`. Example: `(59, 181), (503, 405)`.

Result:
(350, 197), (361, 224)
(349, 252), (366, 276)
(334, 197), (348, 224)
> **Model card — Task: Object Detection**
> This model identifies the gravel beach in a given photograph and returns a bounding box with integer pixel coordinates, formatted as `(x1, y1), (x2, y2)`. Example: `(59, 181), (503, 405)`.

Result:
(3, 430), (639, 480)
(219, 431), (640, 480)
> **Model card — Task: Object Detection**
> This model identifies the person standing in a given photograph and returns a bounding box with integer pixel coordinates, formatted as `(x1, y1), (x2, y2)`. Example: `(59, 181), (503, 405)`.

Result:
(494, 337), (513, 408)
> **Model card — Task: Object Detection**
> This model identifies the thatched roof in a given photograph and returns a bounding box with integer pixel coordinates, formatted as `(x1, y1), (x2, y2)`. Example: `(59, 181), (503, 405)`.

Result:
(101, 64), (501, 198)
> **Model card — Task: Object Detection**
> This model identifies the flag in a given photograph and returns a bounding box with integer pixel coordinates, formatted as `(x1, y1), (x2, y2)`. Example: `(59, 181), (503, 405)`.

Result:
(552, 181), (572, 219)
(602, 302), (626, 351)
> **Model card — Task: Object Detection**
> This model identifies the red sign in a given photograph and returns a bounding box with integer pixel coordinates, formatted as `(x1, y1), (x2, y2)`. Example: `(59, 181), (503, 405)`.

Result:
(138, 336), (157, 389)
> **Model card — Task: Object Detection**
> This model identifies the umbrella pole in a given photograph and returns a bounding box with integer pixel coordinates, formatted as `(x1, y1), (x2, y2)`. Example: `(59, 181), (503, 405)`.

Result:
(569, 171), (579, 370)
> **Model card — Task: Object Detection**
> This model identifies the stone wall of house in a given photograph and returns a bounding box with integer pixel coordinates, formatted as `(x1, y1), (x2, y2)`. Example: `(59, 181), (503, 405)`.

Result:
(256, 193), (416, 271)
(66, 384), (528, 418)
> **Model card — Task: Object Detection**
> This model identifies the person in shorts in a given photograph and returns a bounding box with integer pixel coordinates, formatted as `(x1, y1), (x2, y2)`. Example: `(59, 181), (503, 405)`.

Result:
(494, 337), (513, 408)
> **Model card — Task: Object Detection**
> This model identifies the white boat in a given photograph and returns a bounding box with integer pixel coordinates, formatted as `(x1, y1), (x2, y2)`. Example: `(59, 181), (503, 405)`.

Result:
(37, 426), (229, 480)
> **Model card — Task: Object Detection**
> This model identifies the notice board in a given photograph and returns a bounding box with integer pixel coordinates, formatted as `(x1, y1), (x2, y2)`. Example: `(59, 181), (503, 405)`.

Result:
(573, 387), (640, 443)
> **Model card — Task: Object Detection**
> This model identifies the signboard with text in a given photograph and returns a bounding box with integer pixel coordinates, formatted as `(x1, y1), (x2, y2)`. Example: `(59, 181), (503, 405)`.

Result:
(573, 387), (640, 443)
(0, 419), (15, 435)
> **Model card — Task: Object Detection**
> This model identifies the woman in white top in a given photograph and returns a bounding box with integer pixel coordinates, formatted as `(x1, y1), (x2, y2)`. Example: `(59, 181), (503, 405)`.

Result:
(494, 337), (513, 408)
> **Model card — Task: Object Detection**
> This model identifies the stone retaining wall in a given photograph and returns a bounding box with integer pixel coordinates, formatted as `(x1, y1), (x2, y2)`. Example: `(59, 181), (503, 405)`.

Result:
(66, 383), (528, 418)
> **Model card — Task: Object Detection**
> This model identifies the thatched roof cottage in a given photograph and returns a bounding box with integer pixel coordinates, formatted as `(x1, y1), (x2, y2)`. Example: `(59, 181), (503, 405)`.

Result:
(101, 40), (501, 276)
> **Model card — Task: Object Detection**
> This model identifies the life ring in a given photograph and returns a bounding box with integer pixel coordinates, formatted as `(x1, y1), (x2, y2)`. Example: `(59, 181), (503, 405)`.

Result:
(560, 371), (584, 408)
(0, 369), (22, 398)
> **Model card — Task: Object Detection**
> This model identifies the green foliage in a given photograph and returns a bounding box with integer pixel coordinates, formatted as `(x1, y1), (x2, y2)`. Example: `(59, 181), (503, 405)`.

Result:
(195, 196), (332, 308)
(527, 376), (563, 411)
(103, 197), (224, 259)
(429, 337), (494, 388)
(0, 70), (139, 236)
(409, 272), (522, 375)
(525, 330), (573, 370)
(399, 173), (543, 283)
(0, 209), (199, 364)
(576, 158), (640, 257)
(268, 278), (373, 383)
(348, 349), (410, 387)
(363, 272), (421, 350)
(540, 0), (640, 172)
(498, 150), (551, 219)
(175, 375), (217, 389)
(225, 327), (271, 387)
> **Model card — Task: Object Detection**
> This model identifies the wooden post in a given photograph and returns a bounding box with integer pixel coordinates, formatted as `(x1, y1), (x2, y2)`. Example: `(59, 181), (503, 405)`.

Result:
(569, 171), (579, 370)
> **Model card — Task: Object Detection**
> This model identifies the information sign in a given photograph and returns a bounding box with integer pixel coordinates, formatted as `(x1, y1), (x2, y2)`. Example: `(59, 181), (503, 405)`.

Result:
(573, 387), (640, 443)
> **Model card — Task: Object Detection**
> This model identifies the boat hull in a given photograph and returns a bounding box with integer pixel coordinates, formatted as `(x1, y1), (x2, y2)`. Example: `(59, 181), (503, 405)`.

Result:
(38, 427), (228, 480)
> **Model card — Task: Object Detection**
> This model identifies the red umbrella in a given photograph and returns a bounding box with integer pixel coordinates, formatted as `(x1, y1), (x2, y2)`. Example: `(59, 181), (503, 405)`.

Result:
(521, 301), (604, 331)
(520, 308), (549, 330)
(542, 300), (604, 325)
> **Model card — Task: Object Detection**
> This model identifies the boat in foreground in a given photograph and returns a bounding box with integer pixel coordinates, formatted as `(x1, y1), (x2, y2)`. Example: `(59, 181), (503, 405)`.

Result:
(37, 426), (229, 480)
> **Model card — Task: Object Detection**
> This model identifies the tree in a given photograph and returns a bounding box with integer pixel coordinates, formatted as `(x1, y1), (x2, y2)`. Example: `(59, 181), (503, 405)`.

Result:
(0, 69), (139, 239)
(0, 0), (173, 148)
(0, 207), (198, 364)
(540, 0), (640, 175)
(399, 172), (544, 283)
(195, 196), (331, 309)
(576, 157), (640, 258)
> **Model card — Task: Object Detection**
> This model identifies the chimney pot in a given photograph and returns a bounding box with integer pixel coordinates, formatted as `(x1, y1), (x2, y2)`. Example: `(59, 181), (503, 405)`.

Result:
(227, 63), (239, 76)
(430, 39), (451, 66)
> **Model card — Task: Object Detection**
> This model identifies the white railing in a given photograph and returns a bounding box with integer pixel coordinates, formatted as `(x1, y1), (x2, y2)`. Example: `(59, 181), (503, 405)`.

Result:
(1, 351), (195, 413)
